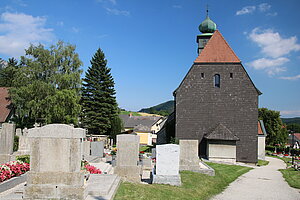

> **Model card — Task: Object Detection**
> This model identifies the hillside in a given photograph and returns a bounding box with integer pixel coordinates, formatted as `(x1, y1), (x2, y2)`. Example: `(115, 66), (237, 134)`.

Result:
(139, 100), (174, 115)
(119, 110), (162, 117)
(281, 117), (300, 125)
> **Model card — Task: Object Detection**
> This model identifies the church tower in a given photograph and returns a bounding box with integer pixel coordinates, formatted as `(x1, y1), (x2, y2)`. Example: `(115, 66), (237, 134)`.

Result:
(174, 11), (261, 163)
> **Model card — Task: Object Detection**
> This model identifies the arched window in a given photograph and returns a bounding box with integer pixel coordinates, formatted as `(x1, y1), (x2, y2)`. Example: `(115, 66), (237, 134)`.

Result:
(214, 74), (220, 88)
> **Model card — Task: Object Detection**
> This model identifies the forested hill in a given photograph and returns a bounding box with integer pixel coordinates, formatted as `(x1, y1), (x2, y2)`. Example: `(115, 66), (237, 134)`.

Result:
(139, 100), (174, 116)
(281, 117), (300, 125)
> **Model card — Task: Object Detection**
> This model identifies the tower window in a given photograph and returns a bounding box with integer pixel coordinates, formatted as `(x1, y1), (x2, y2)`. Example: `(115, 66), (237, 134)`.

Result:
(214, 74), (220, 88)
(201, 73), (204, 79)
(230, 73), (233, 79)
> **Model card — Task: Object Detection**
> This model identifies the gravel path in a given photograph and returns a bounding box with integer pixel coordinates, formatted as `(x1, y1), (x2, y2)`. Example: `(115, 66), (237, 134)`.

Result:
(211, 157), (300, 200)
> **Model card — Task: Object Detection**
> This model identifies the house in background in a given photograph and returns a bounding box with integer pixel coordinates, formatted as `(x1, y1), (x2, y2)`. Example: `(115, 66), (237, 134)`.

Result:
(258, 120), (267, 160)
(288, 133), (300, 149)
(174, 13), (261, 163)
(119, 114), (166, 145)
(0, 87), (13, 128)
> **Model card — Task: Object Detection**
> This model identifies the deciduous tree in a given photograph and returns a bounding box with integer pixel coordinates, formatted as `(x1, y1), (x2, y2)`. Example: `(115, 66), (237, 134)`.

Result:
(9, 41), (82, 128)
(259, 108), (287, 146)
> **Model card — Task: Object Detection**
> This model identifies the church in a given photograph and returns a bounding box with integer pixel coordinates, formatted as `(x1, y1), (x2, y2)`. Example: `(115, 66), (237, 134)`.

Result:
(174, 12), (261, 163)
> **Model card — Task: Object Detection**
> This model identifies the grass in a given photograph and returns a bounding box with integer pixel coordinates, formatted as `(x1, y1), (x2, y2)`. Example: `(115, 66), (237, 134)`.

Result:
(257, 159), (269, 166)
(114, 162), (252, 200)
(120, 111), (141, 116)
(139, 146), (151, 152)
(279, 168), (300, 189)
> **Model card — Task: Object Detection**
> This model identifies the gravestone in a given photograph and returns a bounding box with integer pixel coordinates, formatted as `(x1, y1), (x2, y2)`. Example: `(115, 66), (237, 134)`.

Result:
(153, 144), (181, 186)
(83, 140), (91, 158)
(24, 124), (86, 200)
(114, 134), (141, 182)
(179, 140), (201, 171)
(142, 157), (152, 170)
(151, 148), (156, 159)
(180, 140), (215, 176)
(91, 141), (104, 157)
(15, 128), (22, 137)
(0, 123), (15, 164)
(15, 128), (30, 156)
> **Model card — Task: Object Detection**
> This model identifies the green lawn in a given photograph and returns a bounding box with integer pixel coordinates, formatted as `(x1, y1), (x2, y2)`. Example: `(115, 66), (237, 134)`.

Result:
(139, 146), (151, 152)
(120, 111), (141, 116)
(279, 168), (300, 189)
(257, 159), (269, 166)
(114, 162), (252, 200)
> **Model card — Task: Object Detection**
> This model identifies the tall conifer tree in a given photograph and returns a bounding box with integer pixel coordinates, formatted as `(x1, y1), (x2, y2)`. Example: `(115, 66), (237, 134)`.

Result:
(81, 48), (119, 135)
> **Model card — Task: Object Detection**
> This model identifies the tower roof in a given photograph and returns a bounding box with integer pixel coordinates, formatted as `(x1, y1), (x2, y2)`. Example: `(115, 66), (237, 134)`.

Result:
(194, 30), (241, 63)
(199, 16), (216, 33)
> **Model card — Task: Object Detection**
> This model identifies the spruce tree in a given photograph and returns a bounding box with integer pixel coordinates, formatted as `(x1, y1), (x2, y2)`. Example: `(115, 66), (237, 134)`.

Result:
(81, 48), (119, 135)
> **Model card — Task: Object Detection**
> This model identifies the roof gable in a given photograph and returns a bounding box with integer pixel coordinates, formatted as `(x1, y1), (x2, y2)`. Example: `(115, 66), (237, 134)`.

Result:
(294, 133), (300, 141)
(0, 87), (12, 123)
(205, 123), (239, 141)
(119, 114), (161, 128)
(194, 30), (241, 63)
(258, 120), (267, 136)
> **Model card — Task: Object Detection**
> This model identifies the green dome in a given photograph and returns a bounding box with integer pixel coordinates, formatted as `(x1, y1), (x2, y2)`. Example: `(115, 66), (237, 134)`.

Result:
(199, 16), (217, 33)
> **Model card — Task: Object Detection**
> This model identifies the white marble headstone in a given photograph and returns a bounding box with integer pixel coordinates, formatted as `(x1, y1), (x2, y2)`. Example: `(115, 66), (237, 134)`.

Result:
(156, 144), (180, 176)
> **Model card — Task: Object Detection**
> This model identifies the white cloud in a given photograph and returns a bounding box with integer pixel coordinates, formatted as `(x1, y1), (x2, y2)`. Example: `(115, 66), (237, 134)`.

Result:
(236, 6), (256, 15)
(280, 110), (300, 117)
(247, 57), (289, 75)
(237, 3), (276, 17)
(267, 12), (278, 17)
(0, 12), (54, 57)
(249, 28), (300, 58)
(105, 8), (130, 16)
(13, 0), (27, 7)
(97, 0), (116, 5)
(258, 3), (271, 12)
(279, 74), (300, 80)
(172, 5), (182, 9)
(71, 27), (79, 33)
(97, 34), (108, 39)
(57, 21), (64, 27)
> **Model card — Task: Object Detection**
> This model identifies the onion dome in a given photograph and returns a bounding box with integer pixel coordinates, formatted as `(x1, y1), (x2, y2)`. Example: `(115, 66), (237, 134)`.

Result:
(199, 10), (217, 33)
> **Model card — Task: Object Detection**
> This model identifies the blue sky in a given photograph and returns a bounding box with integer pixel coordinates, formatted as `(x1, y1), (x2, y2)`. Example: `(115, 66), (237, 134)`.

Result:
(0, 0), (299, 117)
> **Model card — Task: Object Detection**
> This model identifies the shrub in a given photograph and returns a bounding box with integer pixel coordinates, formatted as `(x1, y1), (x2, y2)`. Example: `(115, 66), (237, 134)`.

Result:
(16, 155), (30, 164)
(266, 145), (275, 152)
(13, 136), (19, 152)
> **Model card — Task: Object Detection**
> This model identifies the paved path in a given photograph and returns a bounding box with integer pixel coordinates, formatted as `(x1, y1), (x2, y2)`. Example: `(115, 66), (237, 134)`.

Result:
(211, 157), (300, 200)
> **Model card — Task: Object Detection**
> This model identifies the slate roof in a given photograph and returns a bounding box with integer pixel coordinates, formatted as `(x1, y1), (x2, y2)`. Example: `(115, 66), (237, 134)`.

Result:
(205, 123), (239, 141)
(288, 133), (300, 146)
(0, 87), (12, 123)
(133, 124), (151, 132)
(194, 30), (241, 63)
(119, 114), (162, 129)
